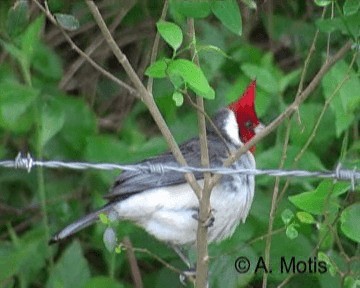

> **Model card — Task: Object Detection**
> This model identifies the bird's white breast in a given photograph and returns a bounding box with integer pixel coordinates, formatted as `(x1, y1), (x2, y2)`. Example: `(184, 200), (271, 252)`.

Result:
(113, 152), (255, 245)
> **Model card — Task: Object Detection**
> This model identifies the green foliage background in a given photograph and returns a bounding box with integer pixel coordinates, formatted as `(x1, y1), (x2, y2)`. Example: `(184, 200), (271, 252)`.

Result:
(0, 0), (359, 287)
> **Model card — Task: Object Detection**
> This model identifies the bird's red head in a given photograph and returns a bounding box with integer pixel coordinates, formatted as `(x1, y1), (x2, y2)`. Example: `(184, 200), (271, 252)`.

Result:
(228, 80), (261, 153)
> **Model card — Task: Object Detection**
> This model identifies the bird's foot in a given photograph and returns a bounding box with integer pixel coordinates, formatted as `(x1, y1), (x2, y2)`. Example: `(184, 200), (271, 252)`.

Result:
(179, 267), (196, 286)
(192, 209), (215, 228)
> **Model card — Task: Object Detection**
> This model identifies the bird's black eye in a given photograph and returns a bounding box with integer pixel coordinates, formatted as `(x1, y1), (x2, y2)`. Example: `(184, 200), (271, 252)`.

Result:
(245, 121), (253, 129)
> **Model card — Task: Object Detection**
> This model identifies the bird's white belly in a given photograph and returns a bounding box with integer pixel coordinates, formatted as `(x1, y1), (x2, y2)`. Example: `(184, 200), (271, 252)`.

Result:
(114, 174), (254, 245)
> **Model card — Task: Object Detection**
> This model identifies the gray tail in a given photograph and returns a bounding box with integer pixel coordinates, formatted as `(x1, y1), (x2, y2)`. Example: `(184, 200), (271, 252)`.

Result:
(49, 204), (115, 244)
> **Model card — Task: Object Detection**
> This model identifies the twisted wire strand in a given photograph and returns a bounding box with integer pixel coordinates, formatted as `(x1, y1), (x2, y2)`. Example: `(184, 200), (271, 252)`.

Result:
(0, 153), (358, 190)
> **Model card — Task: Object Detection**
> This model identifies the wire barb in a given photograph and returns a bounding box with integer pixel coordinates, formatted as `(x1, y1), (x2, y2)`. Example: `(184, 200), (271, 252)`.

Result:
(1, 152), (359, 189)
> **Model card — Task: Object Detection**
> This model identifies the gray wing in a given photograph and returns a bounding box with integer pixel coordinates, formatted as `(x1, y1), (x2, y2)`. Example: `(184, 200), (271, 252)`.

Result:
(104, 136), (227, 202)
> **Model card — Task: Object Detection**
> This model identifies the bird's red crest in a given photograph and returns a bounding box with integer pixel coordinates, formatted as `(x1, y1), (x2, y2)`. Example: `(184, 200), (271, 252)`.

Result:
(228, 80), (260, 152)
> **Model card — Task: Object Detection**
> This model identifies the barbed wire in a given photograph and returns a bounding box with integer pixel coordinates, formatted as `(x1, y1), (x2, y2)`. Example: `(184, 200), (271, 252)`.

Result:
(0, 153), (358, 191)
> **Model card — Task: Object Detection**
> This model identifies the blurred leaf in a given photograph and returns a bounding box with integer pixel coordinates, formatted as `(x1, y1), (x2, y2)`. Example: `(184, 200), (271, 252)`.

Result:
(314, 0), (332, 7)
(0, 39), (26, 65)
(145, 58), (169, 78)
(343, 0), (360, 15)
(289, 103), (337, 150)
(318, 252), (337, 276)
(57, 95), (96, 155)
(289, 180), (340, 215)
(0, 228), (46, 283)
(85, 276), (125, 288)
(20, 16), (44, 61)
(340, 203), (360, 243)
(156, 20), (183, 51)
(172, 91), (183, 106)
(316, 14), (360, 37)
(54, 13), (80, 31)
(39, 98), (65, 147)
(296, 211), (316, 224)
(0, 242), (38, 281)
(211, 0), (242, 35)
(0, 81), (39, 131)
(47, 241), (90, 288)
(170, 0), (211, 18)
(241, 63), (279, 94)
(33, 43), (63, 80)
(99, 213), (109, 224)
(279, 68), (301, 92)
(322, 60), (359, 136)
(286, 223), (299, 239)
(281, 209), (294, 225)
(197, 44), (230, 59)
(257, 144), (325, 173)
(6, 0), (29, 37)
(167, 59), (215, 99)
(103, 227), (117, 252)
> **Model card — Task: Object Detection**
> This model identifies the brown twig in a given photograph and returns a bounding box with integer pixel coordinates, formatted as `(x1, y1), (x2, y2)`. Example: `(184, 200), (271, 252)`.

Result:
(262, 120), (291, 288)
(123, 237), (143, 288)
(188, 18), (211, 288)
(147, 0), (169, 92)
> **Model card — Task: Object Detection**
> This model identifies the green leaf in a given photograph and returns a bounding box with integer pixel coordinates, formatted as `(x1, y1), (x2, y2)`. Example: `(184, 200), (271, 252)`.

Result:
(343, 0), (360, 15)
(21, 16), (44, 61)
(47, 241), (90, 288)
(240, 63), (280, 94)
(289, 180), (339, 215)
(54, 13), (80, 31)
(281, 209), (294, 225)
(279, 68), (301, 92)
(170, 0), (211, 18)
(6, 0), (29, 37)
(318, 252), (336, 276)
(314, 0), (332, 7)
(0, 82), (39, 132)
(33, 43), (63, 80)
(211, 0), (242, 35)
(99, 213), (109, 225)
(296, 211), (315, 224)
(103, 227), (117, 252)
(340, 203), (360, 243)
(39, 99), (65, 147)
(167, 59), (215, 99)
(85, 276), (125, 288)
(322, 60), (359, 136)
(172, 91), (184, 106)
(55, 95), (97, 156)
(156, 21), (183, 51)
(145, 58), (170, 78)
(0, 39), (25, 64)
(286, 224), (299, 239)
(0, 240), (41, 282)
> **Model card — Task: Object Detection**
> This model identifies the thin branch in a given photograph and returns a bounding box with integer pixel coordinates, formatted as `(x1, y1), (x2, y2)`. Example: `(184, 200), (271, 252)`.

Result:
(188, 18), (211, 288)
(85, 1), (202, 196)
(262, 120), (291, 288)
(147, 0), (168, 92)
(123, 237), (143, 288)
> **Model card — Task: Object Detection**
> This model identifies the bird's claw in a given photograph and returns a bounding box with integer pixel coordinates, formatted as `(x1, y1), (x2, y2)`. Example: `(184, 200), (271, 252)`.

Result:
(192, 210), (215, 228)
(179, 267), (196, 286)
